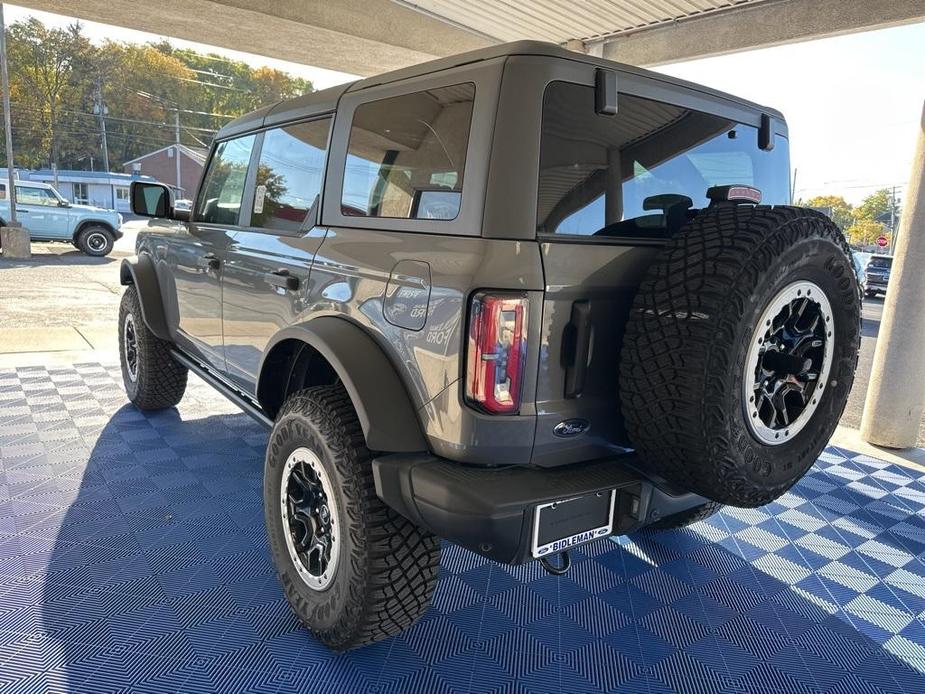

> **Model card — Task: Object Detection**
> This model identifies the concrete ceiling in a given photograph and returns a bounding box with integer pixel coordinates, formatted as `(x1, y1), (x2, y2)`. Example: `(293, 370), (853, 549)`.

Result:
(18, 0), (925, 75)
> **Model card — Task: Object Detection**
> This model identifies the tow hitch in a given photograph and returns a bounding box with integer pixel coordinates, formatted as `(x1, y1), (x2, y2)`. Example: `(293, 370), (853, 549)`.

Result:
(539, 551), (571, 576)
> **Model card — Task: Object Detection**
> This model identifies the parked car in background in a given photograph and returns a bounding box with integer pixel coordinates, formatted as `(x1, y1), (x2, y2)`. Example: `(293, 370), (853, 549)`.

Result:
(852, 250), (871, 282)
(863, 254), (893, 298)
(0, 181), (123, 256)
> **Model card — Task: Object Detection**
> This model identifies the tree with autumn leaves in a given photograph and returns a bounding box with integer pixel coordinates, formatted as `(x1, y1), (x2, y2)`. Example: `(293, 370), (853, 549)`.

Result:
(799, 189), (897, 248)
(1, 17), (313, 172)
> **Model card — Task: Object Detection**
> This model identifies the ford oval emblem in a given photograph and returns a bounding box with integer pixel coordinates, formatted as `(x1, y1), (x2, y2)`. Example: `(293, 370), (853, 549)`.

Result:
(553, 419), (589, 438)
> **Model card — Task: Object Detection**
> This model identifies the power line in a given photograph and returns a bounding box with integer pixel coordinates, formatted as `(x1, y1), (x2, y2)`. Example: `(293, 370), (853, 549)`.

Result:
(10, 101), (221, 133)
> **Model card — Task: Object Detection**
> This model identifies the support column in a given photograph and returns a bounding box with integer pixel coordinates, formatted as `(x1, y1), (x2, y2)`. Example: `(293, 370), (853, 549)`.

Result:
(860, 101), (925, 448)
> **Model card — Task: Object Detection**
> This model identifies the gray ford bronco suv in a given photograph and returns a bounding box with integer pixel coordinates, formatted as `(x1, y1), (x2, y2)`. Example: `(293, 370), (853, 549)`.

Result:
(120, 42), (860, 650)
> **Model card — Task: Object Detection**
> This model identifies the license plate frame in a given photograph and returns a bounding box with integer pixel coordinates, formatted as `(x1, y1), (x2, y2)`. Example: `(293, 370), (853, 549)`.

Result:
(531, 490), (615, 559)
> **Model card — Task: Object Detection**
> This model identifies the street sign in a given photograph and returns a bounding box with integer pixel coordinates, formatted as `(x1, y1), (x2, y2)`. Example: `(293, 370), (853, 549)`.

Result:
(877, 235), (888, 248)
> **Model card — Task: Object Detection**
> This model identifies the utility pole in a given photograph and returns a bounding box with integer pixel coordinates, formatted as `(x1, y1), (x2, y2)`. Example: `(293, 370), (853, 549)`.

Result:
(94, 77), (113, 208)
(889, 186), (898, 256)
(174, 110), (182, 197)
(0, 3), (17, 226)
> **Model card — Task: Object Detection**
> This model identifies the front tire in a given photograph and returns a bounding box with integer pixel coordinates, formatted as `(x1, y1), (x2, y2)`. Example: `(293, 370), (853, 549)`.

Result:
(77, 226), (114, 256)
(264, 385), (440, 650)
(118, 285), (187, 410)
(621, 206), (860, 508)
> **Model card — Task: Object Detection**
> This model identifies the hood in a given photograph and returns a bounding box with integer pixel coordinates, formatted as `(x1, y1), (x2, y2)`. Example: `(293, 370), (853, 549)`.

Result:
(68, 203), (118, 215)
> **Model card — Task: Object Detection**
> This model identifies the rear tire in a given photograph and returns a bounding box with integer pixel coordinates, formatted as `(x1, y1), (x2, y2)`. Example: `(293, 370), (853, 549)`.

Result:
(620, 206), (860, 508)
(77, 226), (114, 256)
(118, 285), (187, 410)
(264, 385), (440, 650)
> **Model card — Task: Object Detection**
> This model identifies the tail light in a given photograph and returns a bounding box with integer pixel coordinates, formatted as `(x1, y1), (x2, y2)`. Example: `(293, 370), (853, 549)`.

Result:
(465, 292), (528, 414)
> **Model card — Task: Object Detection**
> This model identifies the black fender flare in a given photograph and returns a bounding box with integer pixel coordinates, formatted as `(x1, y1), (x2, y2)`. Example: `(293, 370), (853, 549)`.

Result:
(259, 318), (427, 453)
(119, 255), (170, 340)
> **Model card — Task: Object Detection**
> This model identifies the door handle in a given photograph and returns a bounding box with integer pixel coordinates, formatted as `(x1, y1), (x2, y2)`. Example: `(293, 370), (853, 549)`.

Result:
(266, 269), (300, 291)
(198, 253), (220, 271)
(563, 301), (592, 399)
(17, 209), (28, 213)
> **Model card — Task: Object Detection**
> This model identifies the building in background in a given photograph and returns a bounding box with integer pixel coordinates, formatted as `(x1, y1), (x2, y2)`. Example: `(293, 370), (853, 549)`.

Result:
(0, 168), (157, 212)
(123, 144), (207, 200)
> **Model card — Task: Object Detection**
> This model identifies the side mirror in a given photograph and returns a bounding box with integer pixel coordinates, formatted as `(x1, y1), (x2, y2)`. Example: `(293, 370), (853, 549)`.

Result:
(131, 181), (171, 218)
(58, 200), (70, 208)
(130, 181), (189, 221)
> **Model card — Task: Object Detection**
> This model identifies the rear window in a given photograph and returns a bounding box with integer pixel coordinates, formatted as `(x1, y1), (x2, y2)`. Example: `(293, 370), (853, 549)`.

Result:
(341, 83), (475, 221)
(869, 257), (892, 269)
(538, 82), (790, 239)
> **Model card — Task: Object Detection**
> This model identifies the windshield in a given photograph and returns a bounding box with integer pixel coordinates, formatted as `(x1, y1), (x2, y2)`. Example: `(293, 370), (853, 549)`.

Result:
(537, 82), (790, 240)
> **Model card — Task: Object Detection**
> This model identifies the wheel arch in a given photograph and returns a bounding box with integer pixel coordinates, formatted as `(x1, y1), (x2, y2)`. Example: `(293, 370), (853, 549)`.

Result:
(119, 255), (171, 340)
(257, 318), (427, 453)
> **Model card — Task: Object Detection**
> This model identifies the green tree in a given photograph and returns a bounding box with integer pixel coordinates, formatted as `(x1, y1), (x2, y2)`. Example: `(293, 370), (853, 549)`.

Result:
(2, 17), (314, 173)
(854, 189), (892, 222)
(5, 18), (95, 169)
(846, 218), (888, 247)
(802, 195), (853, 231)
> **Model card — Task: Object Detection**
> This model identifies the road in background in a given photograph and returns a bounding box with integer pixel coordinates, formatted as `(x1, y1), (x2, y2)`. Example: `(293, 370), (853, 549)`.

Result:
(0, 220), (145, 364)
(837, 296), (924, 444)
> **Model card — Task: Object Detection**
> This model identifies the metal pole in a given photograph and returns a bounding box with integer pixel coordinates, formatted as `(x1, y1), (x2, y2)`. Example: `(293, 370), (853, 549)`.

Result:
(0, 3), (17, 226)
(860, 101), (925, 448)
(174, 110), (182, 197)
(95, 78), (112, 209)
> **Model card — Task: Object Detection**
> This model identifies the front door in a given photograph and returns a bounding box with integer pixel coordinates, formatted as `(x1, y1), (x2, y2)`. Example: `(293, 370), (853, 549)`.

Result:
(15, 185), (70, 239)
(221, 117), (332, 393)
(171, 133), (256, 372)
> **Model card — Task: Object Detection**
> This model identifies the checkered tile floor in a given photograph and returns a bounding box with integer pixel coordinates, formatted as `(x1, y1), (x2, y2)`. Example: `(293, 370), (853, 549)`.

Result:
(1, 363), (924, 693)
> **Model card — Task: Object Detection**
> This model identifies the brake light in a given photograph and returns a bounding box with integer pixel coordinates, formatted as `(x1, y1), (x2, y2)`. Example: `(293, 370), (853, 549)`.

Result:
(465, 292), (528, 414)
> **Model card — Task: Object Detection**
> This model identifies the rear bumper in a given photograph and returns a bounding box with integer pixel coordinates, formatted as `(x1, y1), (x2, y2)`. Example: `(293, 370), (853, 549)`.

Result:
(372, 453), (708, 564)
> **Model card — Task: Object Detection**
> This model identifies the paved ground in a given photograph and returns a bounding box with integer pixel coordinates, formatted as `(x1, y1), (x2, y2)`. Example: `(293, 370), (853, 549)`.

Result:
(0, 362), (923, 693)
(0, 221), (142, 364)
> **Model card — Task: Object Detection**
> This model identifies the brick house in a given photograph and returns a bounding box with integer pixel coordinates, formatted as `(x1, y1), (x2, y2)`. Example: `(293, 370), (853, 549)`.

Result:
(123, 144), (208, 200)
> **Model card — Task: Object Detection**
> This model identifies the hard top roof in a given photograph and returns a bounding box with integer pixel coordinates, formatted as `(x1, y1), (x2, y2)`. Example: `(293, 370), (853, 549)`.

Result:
(215, 40), (783, 141)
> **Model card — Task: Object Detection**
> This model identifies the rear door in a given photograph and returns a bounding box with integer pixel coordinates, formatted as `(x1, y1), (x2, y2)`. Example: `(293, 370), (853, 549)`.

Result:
(532, 77), (791, 467)
(220, 116), (332, 392)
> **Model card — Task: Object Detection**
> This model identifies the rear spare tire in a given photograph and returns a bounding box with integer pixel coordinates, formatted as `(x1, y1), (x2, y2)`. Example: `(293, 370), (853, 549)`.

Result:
(620, 205), (860, 507)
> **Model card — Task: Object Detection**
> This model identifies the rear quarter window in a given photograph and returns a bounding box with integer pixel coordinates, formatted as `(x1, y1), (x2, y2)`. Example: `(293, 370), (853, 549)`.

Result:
(538, 82), (790, 240)
(341, 83), (475, 221)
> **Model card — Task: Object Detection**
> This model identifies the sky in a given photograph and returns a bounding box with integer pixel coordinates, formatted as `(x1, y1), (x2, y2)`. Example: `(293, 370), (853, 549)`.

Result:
(4, 4), (923, 205)
(655, 21), (925, 205)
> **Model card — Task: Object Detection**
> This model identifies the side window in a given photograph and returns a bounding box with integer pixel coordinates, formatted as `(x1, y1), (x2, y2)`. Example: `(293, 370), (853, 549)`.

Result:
(251, 118), (331, 231)
(342, 83), (475, 221)
(537, 82), (790, 239)
(195, 134), (256, 225)
(17, 186), (57, 206)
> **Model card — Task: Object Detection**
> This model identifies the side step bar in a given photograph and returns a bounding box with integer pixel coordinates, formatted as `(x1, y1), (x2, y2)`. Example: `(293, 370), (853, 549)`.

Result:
(169, 349), (273, 429)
